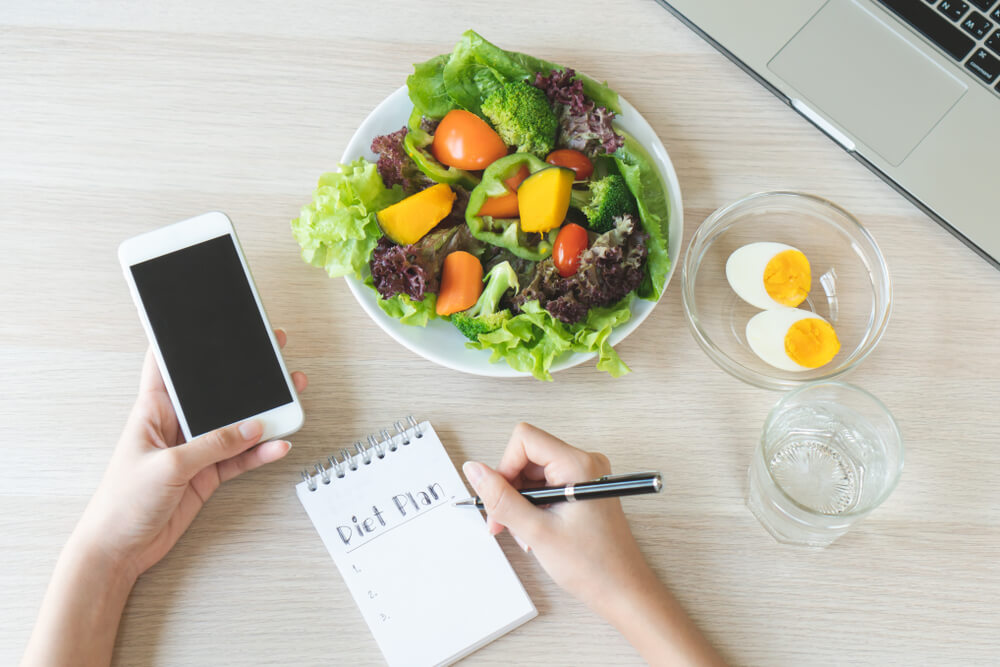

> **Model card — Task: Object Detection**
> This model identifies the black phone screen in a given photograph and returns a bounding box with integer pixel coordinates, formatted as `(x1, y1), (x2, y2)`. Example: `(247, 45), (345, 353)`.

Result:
(129, 234), (292, 437)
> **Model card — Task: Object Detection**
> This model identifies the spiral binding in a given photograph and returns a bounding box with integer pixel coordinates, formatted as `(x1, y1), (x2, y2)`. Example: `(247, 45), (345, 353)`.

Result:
(300, 415), (424, 492)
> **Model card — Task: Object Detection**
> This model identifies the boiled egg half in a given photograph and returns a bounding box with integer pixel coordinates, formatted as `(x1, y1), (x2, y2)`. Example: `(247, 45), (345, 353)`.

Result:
(746, 308), (841, 371)
(726, 242), (811, 310)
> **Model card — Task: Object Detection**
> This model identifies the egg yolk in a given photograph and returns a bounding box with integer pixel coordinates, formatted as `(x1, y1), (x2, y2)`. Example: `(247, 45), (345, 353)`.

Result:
(784, 318), (841, 368)
(764, 249), (811, 307)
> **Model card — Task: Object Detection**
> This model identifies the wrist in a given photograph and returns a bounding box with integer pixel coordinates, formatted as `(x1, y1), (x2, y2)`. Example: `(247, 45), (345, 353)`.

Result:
(568, 529), (660, 622)
(592, 559), (662, 625)
(600, 570), (726, 667)
(65, 522), (140, 592)
(22, 530), (137, 667)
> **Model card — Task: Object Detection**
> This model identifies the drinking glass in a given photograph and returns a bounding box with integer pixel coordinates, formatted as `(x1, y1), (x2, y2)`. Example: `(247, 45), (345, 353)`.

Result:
(747, 381), (903, 546)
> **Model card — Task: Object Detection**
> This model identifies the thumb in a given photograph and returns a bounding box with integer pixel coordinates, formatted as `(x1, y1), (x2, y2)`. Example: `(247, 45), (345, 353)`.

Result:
(171, 420), (264, 478)
(463, 461), (549, 546)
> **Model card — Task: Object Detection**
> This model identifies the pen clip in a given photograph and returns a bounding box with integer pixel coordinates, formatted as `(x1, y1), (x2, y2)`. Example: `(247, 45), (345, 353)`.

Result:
(596, 471), (661, 483)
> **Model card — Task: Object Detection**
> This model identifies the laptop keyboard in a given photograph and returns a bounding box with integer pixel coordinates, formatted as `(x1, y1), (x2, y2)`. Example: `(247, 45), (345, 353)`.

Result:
(876, 0), (1000, 92)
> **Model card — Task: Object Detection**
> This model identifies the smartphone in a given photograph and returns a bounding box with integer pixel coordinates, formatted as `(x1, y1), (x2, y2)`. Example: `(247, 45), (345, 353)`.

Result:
(118, 211), (304, 442)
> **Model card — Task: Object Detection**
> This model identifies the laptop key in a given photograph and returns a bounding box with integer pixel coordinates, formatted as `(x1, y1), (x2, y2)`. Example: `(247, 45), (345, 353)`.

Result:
(993, 6), (1000, 20)
(966, 47), (1000, 82)
(987, 29), (1000, 54)
(969, 0), (996, 11)
(962, 11), (994, 37)
(877, 0), (976, 60)
(939, 0), (970, 20)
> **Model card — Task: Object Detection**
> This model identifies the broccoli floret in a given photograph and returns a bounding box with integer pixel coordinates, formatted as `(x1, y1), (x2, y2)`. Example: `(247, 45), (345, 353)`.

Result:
(452, 310), (511, 341)
(451, 261), (520, 341)
(568, 174), (638, 233)
(464, 261), (520, 319)
(481, 81), (558, 158)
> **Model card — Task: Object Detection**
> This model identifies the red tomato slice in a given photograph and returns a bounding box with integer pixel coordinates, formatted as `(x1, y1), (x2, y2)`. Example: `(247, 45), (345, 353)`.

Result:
(476, 165), (531, 218)
(546, 149), (594, 180)
(553, 223), (589, 277)
(431, 110), (508, 170)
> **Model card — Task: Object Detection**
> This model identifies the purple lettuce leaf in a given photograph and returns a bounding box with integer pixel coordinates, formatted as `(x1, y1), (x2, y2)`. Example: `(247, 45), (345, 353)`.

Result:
(532, 68), (624, 157)
(370, 127), (428, 193)
(369, 224), (483, 302)
(419, 116), (440, 134)
(369, 236), (436, 302)
(513, 214), (648, 324)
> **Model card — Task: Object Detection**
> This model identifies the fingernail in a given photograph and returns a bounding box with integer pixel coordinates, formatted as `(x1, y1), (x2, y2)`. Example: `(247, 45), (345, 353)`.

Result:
(275, 327), (287, 336)
(512, 534), (532, 552)
(462, 461), (485, 486)
(238, 420), (262, 440)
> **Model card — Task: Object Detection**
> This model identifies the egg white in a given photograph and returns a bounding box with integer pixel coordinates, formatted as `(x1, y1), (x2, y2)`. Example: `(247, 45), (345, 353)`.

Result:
(746, 307), (830, 372)
(726, 241), (804, 310)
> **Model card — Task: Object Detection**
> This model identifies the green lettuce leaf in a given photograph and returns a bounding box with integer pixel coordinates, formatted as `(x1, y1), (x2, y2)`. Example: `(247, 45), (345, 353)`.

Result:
(374, 288), (438, 327)
(410, 30), (621, 119)
(470, 300), (573, 381)
(467, 297), (633, 381)
(291, 158), (403, 279)
(406, 54), (454, 119)
(441, 32), (512, 115)
(614, 134), (671, 299)
(570, 296), (633, 377)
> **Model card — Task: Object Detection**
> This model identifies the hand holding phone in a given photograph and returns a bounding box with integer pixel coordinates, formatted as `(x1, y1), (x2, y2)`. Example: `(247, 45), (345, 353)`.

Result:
(20, 331), (309, 667)
(23, 219), (307, 666)
(118, 211), (304, 442)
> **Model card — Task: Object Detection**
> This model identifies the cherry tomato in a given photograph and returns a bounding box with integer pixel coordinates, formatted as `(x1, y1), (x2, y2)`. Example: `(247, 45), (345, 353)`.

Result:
(476, 165), (531, 218)
(546, 149), (593, 180)
(431, 109), (508, 170)
(553, 223), (589, 277)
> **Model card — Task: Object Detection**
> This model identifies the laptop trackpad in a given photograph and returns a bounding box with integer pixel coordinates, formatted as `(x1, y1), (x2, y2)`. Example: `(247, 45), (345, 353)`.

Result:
(768, 0), (966, 165)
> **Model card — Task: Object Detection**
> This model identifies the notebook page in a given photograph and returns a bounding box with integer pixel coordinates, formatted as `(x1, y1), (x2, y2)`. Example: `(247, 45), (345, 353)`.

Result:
(296, 422), (536, 667)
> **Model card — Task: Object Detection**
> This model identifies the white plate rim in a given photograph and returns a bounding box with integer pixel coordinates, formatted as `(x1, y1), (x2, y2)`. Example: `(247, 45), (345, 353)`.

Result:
(340, 84), (684, 377)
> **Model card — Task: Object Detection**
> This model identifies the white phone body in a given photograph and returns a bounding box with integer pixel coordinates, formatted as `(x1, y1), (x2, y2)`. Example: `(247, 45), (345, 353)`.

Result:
(118, 211), (304, 443)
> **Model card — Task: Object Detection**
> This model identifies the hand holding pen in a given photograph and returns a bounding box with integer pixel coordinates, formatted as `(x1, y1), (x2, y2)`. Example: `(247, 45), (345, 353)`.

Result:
(460, 422), (648, 568)
(461, 423), (724, 666)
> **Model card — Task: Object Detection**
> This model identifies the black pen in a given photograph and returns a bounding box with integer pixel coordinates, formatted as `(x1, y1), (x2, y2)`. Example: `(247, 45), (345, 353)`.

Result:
(453, 471), (662, 509)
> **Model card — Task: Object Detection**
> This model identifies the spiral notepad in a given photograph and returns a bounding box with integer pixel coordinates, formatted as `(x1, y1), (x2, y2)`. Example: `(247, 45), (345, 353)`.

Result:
(295, 417), (536, 667)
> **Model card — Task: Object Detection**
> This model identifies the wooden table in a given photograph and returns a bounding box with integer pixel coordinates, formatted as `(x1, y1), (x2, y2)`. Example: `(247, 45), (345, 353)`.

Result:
(2, 2), (999, 665)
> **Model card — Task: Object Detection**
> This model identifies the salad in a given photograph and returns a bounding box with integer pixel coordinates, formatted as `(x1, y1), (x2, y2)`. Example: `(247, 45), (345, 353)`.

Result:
(292, 30), (672, 381)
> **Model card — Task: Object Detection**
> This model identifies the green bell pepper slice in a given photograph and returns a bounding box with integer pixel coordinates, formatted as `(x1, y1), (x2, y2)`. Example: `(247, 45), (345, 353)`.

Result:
(465, 153), (559, 261)
(402, 108), (480, 190)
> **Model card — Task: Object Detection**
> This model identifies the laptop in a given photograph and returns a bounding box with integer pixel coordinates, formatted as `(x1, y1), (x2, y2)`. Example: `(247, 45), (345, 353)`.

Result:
(657, 0), (1000, 268)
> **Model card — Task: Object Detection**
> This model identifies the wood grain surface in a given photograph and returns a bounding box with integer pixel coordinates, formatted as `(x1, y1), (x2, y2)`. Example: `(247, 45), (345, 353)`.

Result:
(2, 2), (999, 665)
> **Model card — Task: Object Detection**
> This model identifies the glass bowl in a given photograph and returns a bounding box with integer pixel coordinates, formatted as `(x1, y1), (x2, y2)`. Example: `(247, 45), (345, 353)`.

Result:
(682, 191), (891, 390)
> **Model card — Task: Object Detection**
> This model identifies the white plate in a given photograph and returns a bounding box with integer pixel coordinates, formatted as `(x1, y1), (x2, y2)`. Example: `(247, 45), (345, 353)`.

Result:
(341, 85), (684, 377)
